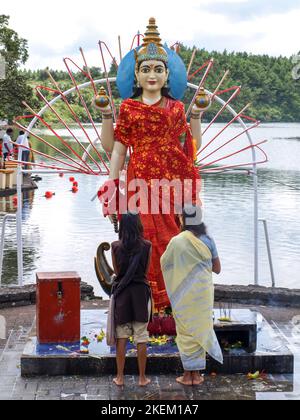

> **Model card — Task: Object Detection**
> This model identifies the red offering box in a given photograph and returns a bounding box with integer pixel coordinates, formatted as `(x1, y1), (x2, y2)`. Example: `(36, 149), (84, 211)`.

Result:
(36, 272), (81, 344)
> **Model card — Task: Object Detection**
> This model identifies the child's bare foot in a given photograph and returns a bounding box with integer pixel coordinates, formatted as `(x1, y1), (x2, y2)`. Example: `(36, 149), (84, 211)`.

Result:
(176, 372), (193, 386)
(192, 372), (204, 386)
(113, 376), (124, 386)
(139, 377), (151, 387)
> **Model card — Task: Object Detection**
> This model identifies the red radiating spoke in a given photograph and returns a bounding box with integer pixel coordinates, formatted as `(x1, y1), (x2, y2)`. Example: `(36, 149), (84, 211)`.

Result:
(63, 57), (110, 169)
(186, 59), (214, 117)
(240, 114), (259, 123)
(79, 47), (98, 96)
(12, 143), (90, 174)
(97, 41), (119, 69)
(202, 86), (242, 137)
(170, 42), (180, 53)
(199, 121), (260, 163)
(14, 115), (96, 174)
(130, 32), (144, 50)
(11, 158), (87, 173)
(199, 140), (268, 170)
(98, 41), (118, 121)
(200, 153), (268, 173)
(43, 75), (109, 173)
(188, 59), (214, 82)
(198, 103), (251, 157)
(36, 85), (100, 175)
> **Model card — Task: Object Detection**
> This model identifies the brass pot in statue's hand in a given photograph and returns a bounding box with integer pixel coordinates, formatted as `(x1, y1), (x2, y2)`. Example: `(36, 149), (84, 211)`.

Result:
(94, 87), (110, 108)
(194, 87), (212, 111)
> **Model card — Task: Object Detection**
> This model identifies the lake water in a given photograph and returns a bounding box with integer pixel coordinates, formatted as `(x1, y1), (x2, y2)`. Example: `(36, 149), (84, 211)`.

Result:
(0, 123), (299, 297)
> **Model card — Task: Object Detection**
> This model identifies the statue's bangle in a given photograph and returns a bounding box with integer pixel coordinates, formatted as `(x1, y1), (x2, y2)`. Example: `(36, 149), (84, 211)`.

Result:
(191, 113), (201, 120)
(102, 113), (113, 120)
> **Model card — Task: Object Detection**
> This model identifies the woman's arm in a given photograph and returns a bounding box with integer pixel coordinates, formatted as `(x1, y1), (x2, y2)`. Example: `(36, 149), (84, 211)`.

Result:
(97, 141), (128, 223)
(212, 257), (221, 275)
(93, 101), (115, 153)
(190, 110), (203, 151)
(109, 141), (128, 180)
(101, 116), (115, 153)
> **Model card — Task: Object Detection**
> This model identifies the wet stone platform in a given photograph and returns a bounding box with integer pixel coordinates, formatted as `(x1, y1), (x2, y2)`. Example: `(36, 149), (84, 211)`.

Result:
(21, 309), (293, 377)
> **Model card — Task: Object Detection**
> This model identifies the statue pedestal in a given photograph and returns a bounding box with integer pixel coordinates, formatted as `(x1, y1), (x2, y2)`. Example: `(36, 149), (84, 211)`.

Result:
(215, 310), (257, 353)
(21, 309), (293, 377)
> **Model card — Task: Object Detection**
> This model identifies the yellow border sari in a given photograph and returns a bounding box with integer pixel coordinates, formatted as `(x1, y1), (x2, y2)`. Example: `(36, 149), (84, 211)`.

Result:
(161, 230), (223, 371)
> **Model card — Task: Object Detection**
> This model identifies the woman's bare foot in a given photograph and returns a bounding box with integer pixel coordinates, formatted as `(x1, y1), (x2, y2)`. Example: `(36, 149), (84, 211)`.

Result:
(192, 372), (204, 386)
(139, 376), (151, 387)
(113, 376), (124, 386)
(176, 372), (193, 386)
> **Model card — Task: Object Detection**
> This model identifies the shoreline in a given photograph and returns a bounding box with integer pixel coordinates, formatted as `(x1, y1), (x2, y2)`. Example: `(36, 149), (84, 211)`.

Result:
(1, 283), (300, 309)
(0, 176), (38, 198)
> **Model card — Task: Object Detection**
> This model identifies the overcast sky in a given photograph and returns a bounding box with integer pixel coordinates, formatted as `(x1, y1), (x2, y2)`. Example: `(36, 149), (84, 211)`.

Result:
(2, 0), (300, 70)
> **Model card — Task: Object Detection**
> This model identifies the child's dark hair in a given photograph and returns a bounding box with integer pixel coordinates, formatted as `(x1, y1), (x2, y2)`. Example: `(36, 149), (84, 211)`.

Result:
(119, 212), (144, 253)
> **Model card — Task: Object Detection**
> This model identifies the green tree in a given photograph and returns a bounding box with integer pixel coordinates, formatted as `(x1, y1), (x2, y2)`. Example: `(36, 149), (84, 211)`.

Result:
(0, 15), (32, 123)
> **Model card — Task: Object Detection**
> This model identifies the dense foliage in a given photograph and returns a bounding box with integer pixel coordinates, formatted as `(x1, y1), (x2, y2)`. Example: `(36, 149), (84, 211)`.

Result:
(0, 15), (32, 123)
(1, 15), (299, 123)
(179, 46), (300, 123)
(21, 45), (300, 124)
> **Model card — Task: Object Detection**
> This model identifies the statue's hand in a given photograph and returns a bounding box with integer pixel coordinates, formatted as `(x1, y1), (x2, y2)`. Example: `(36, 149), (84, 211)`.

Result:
(97, 179), (121, 220)
(192, 100), (211, 114)
(92, 98), (112, 115)
(192, 105), (202, 115)
(101, 105), (113, 115)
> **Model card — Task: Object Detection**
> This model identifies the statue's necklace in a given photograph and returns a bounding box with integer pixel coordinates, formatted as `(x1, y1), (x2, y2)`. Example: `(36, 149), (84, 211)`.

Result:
(141, 96), (163, 106)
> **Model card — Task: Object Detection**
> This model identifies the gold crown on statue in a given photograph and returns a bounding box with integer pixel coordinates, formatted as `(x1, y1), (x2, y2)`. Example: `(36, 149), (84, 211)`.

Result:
(135, 18), (168, 65)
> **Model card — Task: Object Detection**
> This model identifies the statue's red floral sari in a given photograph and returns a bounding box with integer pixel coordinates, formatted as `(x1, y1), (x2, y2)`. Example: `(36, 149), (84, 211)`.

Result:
(114, 97), (201, 310)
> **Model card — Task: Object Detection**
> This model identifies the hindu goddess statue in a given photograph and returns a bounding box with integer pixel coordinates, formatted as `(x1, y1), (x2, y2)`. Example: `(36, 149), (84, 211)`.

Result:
(96, 18), (208, 310)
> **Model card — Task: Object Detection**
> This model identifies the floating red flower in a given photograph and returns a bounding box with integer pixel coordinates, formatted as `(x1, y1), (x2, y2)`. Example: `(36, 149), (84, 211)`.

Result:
(45, 192), (54, 199)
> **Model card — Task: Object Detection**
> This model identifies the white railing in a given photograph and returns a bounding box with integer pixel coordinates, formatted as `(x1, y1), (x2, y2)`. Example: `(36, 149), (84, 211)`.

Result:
(259, 219), (276, 288)
(0, 212), (17, 287)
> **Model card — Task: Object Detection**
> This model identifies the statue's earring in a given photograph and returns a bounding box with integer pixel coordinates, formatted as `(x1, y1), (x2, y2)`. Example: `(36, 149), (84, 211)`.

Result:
(164, 80), (169, 89)
(136, 80), (141, 88)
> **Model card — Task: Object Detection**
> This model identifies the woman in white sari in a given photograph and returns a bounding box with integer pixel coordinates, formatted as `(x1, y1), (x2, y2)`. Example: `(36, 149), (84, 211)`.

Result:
(161, 206), (223, 386)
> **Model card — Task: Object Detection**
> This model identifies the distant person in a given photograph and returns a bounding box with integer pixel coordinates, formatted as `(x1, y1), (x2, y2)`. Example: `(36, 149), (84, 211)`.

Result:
(16, 131), (30, 168)
(3, 128), (13, 160)
(0, 138), (3, 168)
(110, 212), (152, 387)
(161, 205), (223, 386)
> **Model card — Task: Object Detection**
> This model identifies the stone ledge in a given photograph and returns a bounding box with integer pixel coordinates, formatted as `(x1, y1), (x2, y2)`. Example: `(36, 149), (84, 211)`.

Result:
(21, 352), (294, 377)
(0, 178), (38, 198)
(1, 283), (300, 309)
(215, 284), (300, 308)
(0, 282), (95, 309)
